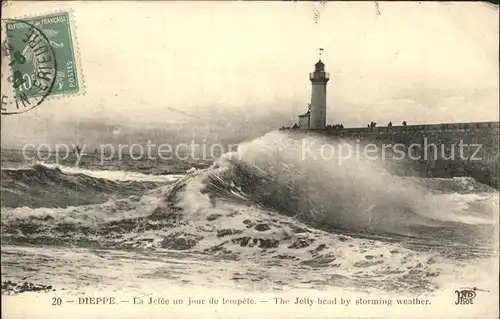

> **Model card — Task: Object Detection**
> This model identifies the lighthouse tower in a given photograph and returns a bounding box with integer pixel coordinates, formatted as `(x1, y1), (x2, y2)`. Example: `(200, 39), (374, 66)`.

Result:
(309, 55), (329, 130)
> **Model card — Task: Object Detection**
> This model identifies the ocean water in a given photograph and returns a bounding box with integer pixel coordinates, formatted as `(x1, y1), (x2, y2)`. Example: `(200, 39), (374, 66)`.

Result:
(1, 131), (499, 318)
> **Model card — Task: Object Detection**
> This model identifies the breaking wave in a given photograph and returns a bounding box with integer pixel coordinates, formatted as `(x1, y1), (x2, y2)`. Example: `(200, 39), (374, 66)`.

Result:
(1, 132), (498, 293)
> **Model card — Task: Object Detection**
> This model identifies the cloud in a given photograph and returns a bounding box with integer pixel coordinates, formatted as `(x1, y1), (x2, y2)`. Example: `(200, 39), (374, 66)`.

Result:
(1, 1), (498, 148)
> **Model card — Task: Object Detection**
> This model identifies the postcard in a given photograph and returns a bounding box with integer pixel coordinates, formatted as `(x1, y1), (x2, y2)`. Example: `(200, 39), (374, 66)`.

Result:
(1, 1), (499, 318)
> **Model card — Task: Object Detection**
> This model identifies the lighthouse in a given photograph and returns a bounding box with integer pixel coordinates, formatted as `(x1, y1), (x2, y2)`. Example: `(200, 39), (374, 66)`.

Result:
(309, 54), (329, 130)
(297, 52), (330, 131)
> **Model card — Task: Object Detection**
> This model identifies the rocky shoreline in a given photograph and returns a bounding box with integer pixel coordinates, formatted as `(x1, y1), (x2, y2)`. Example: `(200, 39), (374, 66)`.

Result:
(1, 280), (55, 295)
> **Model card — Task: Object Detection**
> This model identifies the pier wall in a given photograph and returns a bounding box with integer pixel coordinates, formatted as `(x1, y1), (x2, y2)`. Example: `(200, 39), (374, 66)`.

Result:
(327, 121), (500, 188)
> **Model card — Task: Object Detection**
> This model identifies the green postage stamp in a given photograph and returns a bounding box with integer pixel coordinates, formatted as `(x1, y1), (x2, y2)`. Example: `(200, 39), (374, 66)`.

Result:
(1, 11), (83, 114)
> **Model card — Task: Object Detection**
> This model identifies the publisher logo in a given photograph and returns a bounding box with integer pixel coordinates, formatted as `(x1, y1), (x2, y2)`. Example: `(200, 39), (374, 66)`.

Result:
(455, 287), (489, 305)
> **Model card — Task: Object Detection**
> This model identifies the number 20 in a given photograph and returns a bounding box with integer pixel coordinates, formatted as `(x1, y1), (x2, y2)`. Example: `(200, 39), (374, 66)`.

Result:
(52, 297), (62, 306)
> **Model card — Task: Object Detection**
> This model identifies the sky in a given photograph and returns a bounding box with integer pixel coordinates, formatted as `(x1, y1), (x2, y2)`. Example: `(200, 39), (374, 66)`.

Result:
(1, 1), (498, 148)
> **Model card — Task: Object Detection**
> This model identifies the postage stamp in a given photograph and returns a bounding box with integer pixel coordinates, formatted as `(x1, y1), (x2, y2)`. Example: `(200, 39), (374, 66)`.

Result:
(1, 11), (82, 114)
